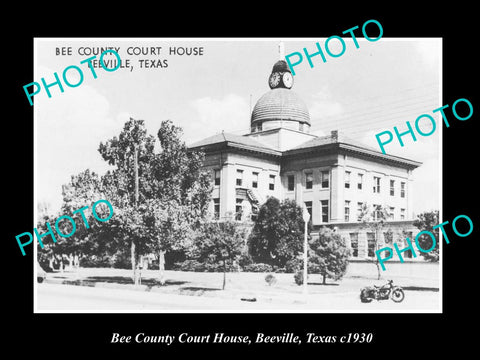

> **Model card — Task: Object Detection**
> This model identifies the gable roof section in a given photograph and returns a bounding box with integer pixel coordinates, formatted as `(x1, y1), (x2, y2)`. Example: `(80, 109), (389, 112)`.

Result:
(286, 133), (422, 169)
(188, 131), (421, 169)
(290, 133), (377, 151)
(188, 132), (282, 156)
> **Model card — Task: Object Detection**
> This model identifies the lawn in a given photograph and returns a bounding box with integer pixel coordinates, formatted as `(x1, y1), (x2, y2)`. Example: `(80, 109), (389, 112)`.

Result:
(45, 261), (440, 300)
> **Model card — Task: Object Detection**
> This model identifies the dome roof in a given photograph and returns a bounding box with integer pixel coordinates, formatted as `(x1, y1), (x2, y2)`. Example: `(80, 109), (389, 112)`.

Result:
(272, 59), (291, 73)
(251, 88), (310, 125)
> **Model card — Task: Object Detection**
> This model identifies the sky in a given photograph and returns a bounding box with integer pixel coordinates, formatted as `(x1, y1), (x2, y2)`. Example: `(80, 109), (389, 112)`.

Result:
(34, 37), (441, 216)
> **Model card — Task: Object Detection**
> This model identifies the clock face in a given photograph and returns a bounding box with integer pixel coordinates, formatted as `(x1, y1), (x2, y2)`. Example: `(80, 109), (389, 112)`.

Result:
(269, 72), (281, 88)
(282, 72), (293, 88)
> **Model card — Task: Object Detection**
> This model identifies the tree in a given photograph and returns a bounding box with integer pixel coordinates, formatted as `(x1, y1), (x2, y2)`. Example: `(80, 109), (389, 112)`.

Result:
(308, 227), (350, 284)
(150, 120), (212, 283)
(37, 169), (111, 270)
(358, 203), (391, 280)
(190, 220), (247, 290)
(98, 118), (157, 283)
(413, 210), (439, 262)
(248, 197), (307, 269)
(40, 118), (212, 284)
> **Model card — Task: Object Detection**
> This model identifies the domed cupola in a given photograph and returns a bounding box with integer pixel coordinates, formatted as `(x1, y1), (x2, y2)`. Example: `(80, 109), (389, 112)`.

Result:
(251, 58), (310, 133)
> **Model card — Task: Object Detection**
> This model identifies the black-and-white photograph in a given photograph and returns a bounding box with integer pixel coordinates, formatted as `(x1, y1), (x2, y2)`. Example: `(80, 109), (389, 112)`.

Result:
(32, 37), (442, 313)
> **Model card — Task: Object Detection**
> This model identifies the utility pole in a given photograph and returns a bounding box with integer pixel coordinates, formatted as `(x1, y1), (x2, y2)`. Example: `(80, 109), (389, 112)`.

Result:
(302, 205), (310, 298)
(132, 142), (139, 286)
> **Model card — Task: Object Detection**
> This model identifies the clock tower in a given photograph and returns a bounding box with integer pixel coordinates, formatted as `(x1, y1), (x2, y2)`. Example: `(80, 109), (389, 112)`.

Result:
(268, 60), (294, 89)
(250, 42), (310, 135)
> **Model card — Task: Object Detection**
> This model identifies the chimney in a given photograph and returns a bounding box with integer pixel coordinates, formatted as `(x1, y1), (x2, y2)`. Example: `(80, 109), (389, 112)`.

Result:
(331, 130), (338, 141)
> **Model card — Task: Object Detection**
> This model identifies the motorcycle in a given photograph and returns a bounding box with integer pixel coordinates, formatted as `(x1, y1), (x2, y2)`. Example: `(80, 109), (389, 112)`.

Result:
(360, 279), (405, 303)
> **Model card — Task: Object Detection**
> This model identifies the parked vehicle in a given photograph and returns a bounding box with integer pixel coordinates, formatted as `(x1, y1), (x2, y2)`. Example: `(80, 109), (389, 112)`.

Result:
(360, 279), (405, 303)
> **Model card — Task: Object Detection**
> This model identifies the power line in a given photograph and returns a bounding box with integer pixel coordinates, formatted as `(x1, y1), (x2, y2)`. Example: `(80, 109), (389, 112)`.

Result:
(310, 101), (440, 134)
(307, 81), (439, 112)
(310, 95), (439, 128)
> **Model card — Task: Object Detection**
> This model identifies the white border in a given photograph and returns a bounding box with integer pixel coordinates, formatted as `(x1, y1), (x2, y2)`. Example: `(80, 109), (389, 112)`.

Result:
(33, 37), (443, 314)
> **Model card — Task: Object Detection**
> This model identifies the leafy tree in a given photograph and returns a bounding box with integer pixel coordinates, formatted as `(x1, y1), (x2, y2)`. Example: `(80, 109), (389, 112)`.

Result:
(358, 203), (391, 280)
(413, 210), (439, 262)
(39, 119), (212, 284)
(98, 118), (157, 283)
(148, 120), (212, 282)
(37, 170), (111, 269)
(190, 220), (247, 290)
(248, 197), (307, 269)
(36, 212), (62, 270)
(308, 227), (350, 284)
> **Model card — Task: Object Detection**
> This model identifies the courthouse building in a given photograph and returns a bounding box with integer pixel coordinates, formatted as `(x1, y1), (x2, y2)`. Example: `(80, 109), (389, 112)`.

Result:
(188, 57), (422, 262)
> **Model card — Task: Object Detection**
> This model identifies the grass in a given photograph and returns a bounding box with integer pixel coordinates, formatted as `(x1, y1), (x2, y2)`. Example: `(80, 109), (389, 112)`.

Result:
(47, 262), (440, 297)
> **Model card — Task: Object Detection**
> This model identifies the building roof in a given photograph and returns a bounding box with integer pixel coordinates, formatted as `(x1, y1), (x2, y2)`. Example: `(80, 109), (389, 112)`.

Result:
(285, 131), (422, 169)
(188, 130), (421, 169)
(251, 88), (310, 126)
(188, 131), (282, 156)
(290, 132), (377, 151)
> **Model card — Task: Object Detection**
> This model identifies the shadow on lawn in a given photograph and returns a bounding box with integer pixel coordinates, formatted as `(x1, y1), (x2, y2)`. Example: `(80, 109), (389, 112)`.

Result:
(402, 286), (439, 292)
(85, 276), (188, 287)
(307, 282), (339, 286)
(181, 287), (222, 292)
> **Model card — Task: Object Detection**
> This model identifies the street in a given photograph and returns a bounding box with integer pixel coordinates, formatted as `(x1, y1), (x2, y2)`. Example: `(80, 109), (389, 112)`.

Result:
(36, 283), (440, 312)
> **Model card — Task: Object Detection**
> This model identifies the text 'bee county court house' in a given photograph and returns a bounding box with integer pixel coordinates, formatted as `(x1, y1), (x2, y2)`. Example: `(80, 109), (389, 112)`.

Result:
(188, 55), (423, 263)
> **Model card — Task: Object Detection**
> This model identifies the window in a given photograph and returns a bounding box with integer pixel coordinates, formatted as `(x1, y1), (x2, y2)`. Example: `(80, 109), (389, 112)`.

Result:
(373, 204), (382, 221)
(401, 182), (406, 198)
(403, 232), (414, 258)
(367, 233), (376, 257)
(321, 170), (329, 188)
(304, 201), (313, 219)
(390, 180), (395, 196)
(384, 231), (393, 244)
(389, 207), (395, 220)
(236, 169), (243, 186)
(252, 172), (258, 188)
(357, 202), (363, 221)
(213, 198), (220, 219)
(357, 173), (363, 190)
(373, 176), (381, 193)
(305, 172), (313, 189)
(214, 169), (221, 186)
(235, 198), (243, 220)
(321, 200), (329, 223)
(349, 233), (359, 257)
(287, 175), (295, 191)
(345, 171), (351, 188)
(344, 200), (350, 222)
(269, 174), (275, 190)
(400, 208), (406, 220)
(252, 123), (262, 132)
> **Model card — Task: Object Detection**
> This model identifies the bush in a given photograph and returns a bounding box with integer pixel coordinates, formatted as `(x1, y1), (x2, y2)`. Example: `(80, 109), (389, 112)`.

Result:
(112, 253), (131, 269)
(175, 260), (206, 272)
(285, 258), (301, 273)
(265, 274), (277, 286)
(294, 270), (304, 286)
(243, 263), (273, 273)
(81, 256), (113, 268)
(238, 252), (254, 269)
(174, 259), (240, 272)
